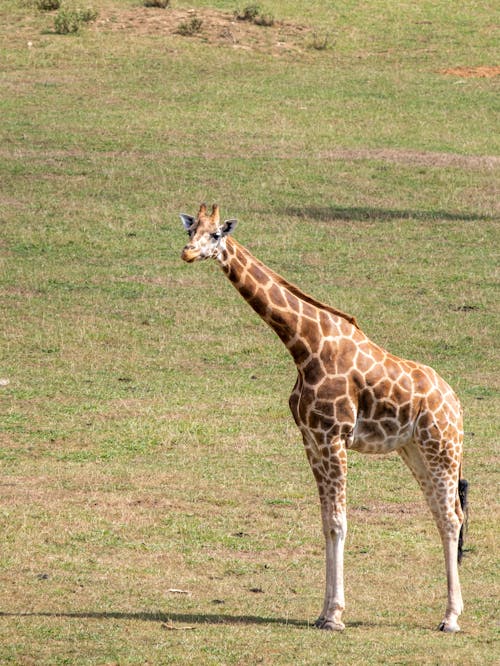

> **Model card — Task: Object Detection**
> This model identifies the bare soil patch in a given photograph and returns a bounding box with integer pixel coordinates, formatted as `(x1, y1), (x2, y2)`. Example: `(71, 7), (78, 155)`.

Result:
(350, 500), (427, 523)
(92, 6), (311, 55)
(440, 66), (500, 78)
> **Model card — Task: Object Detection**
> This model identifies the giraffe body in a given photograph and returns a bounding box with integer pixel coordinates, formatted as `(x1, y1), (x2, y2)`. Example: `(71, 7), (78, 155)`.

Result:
(180, 204), (467, 632)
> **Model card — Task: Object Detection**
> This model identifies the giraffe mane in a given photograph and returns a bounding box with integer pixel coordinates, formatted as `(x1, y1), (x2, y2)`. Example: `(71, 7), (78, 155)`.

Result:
(275, 275), (359, 329)
(233, 239), (359, 329)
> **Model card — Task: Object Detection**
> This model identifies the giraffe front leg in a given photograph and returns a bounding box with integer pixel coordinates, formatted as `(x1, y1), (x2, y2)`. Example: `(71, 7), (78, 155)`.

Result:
(437, 521), (463, 633)
(305, 433), (348, 632)
(315, 502), (347, 631)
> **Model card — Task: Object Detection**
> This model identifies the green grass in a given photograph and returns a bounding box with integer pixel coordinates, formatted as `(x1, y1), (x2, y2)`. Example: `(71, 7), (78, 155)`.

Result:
(1, 0), (499, 663)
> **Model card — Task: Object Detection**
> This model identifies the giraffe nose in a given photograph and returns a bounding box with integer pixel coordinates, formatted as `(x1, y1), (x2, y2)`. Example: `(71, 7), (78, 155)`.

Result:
(181, 245), (197, 263)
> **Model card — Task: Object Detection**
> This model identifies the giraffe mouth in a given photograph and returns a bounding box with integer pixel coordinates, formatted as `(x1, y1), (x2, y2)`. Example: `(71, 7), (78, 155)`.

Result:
(181, 248), (199, 263)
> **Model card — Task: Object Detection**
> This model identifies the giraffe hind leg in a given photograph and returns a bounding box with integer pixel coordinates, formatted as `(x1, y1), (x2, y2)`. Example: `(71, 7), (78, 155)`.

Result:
(398, 441), (464, 632)
(457, 478), (469, 565)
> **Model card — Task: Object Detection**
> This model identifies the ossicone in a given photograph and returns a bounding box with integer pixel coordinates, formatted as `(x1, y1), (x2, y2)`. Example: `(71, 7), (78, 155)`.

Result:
(211, 203), (220, 224)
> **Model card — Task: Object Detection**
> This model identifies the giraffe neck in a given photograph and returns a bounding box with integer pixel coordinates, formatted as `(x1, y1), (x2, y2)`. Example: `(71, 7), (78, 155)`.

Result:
(216, 237), (356, 365)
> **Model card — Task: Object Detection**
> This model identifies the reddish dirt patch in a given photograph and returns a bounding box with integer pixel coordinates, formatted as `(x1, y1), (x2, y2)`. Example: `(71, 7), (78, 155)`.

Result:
(440, 66), (500, 78)
(92, 7), (311, 56)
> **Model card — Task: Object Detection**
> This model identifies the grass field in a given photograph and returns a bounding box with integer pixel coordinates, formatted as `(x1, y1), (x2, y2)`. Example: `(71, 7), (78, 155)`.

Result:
(1, 0), (499, 663)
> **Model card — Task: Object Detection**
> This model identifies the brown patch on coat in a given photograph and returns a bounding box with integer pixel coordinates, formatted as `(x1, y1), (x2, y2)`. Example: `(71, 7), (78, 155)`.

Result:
(316, 376), (348, 402)
(289, 338), (311, 364)
(303, 357), (325, 385)
(268, 284), (287, 309)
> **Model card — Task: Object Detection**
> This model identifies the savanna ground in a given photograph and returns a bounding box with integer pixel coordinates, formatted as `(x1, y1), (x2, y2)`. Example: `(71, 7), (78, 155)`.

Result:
(1, 0), (499, 663)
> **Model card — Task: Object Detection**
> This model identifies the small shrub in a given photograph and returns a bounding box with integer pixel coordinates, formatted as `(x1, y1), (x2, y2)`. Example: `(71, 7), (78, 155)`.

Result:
(78, 7), (98, 23)
(54, 8), (80, 33)
(144, 0), (170, 7)
(53, 7), (98, 34)
(253, 12), (274, 27)
(36, 0), (61, 10)
(309, 31), (331, 51)
(235, 5), (274, 27)
(176, 16), (203, 36)
(234, 5), (261, 21)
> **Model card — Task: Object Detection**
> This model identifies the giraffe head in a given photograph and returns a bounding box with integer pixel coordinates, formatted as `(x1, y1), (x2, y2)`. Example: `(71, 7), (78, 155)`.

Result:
(180, 203), (237, 263)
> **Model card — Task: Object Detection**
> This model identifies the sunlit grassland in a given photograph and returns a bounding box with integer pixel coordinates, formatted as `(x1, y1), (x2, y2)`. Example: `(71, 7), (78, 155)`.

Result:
(0, 0), (499, 663)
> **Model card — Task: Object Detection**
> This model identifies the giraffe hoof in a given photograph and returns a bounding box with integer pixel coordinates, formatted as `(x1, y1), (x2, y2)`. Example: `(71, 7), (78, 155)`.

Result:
(438, 621), (461, 633)
(315, 618), (345, 632)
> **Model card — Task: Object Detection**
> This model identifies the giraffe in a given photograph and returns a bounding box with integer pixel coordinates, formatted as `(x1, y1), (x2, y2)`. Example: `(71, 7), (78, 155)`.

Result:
(179, 203), (468, 633)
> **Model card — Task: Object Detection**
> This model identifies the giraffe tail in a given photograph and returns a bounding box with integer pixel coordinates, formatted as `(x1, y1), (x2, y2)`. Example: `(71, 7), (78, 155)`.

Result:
(457, 474), (469, 565)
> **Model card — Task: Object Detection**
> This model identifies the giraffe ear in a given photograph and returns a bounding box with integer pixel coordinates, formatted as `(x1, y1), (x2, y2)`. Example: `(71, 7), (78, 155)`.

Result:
(220, 219), (237, 236)
(180, 214), (195, 231)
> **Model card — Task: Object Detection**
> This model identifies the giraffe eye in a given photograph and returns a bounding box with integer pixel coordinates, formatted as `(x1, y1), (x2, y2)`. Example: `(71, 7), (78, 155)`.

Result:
(211, 232), (221, 240)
